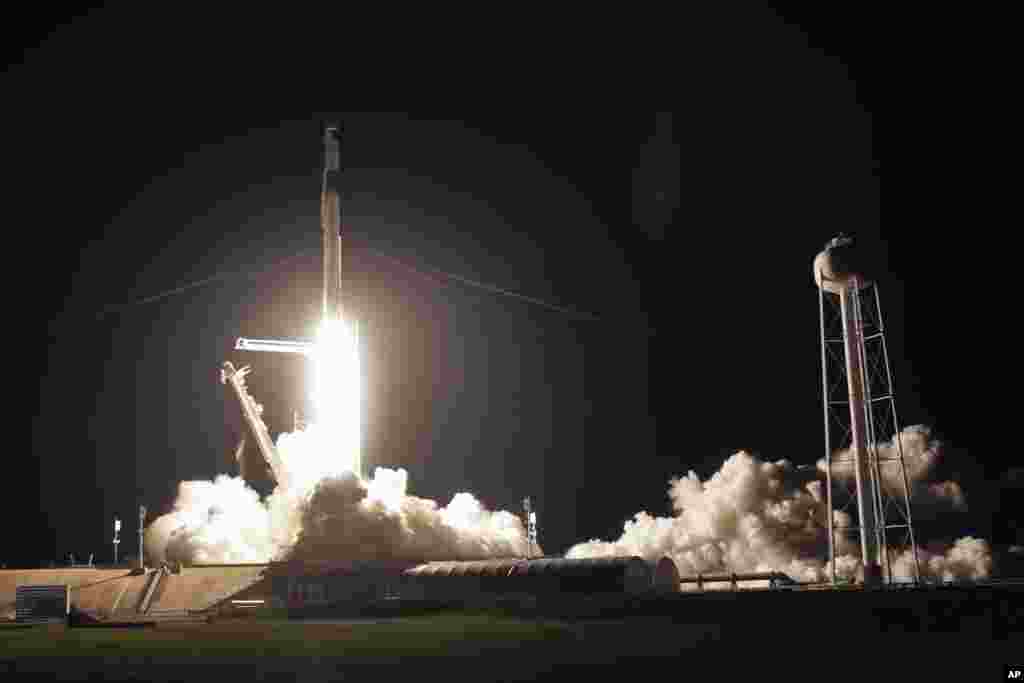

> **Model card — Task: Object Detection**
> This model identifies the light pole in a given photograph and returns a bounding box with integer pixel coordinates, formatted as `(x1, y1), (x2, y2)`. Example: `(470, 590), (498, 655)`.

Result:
(113, 517), (121, 565)
(138, 505), (147, 570)
(522, 497), (537, 558)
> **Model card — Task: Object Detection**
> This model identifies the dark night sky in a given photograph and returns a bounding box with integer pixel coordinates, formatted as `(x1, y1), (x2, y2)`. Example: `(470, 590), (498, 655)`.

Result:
(5, 9), (1000, 567)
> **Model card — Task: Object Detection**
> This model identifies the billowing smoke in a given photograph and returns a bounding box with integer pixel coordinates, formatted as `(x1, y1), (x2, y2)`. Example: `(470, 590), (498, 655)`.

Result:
(146, 423), (531, 565)
(288, 468), (530, 561)
(568, 426), (991, 584)
(890, 537), (993, 582)
(819, 425), (966, 511)
(150, 392), (987, 585)
(147, 476), (289, 564)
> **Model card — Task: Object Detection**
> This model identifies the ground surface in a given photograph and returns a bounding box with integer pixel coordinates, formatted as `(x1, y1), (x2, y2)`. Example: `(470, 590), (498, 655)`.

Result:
(2, 612), (1022, 682)
(0, 566), (267, 621)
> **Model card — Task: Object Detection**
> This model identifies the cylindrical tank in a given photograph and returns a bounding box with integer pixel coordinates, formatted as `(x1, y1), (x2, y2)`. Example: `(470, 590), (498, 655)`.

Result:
(813, 234), (871, 294)
(403, 557), (656, 595)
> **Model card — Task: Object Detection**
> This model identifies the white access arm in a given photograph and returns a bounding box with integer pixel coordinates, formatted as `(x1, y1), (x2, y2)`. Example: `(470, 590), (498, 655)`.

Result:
(235, 337), (314, 354)
(220, 361), (286, 486)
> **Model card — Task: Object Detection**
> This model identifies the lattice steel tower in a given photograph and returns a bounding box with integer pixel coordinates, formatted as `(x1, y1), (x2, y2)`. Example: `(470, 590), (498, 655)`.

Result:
(815, 235), (921, 586)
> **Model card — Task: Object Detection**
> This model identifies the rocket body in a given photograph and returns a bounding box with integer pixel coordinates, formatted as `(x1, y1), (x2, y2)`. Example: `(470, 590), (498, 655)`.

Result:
(321, 125), (344, 321)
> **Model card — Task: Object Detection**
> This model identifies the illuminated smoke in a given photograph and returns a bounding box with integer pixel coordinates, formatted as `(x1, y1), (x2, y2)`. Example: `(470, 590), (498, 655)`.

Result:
(567, 451), (836, 583)
(287, 468), (531, 562)
(567, 426), (991, 584)
(818, 424), (966, 511)
(146, 430), (531, 565)
(147, 314), (531, 565)
(147, 476), (291, 564)
(890, 537), (993, 582)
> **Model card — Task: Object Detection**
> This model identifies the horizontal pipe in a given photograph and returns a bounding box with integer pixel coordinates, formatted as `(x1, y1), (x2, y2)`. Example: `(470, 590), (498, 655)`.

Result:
(679, 572), (793, 584)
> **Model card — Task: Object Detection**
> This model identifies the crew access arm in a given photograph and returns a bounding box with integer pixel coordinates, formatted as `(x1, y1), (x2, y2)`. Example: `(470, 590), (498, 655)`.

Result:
(220, 361), (286, 486)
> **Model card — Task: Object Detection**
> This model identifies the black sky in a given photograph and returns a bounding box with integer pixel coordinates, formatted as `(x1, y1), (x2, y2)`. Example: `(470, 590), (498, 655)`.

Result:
(6, 9), (1000, 567)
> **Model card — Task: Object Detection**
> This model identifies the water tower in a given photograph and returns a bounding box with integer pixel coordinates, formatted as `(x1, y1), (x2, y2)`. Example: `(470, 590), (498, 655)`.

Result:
(815, 234), (920, 586)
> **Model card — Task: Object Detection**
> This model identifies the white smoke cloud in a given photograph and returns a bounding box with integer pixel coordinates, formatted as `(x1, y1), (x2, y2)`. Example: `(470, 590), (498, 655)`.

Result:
(818, 424), (966, 511)
(286, 467), (531, 562)
(568, 451), (840, 582)
(151, 375), (987, 587)
(568, 427), (992, 584)
(146, 476), (286, 564)
(889, 537), (993, 582)
(147, 427), (531, 566)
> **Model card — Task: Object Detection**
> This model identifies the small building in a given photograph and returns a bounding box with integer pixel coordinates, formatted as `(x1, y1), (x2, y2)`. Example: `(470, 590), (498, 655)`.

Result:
(652, 556), (681, 593)
(264, 560), (417, 609)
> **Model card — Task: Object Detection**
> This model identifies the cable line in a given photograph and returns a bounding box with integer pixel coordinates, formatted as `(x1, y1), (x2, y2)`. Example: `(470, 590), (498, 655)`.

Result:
(93, 241), (602, 323)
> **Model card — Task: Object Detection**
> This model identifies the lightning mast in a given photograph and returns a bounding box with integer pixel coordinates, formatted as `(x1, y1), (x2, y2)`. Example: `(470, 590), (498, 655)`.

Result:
(138, 505), (147, 570)
(815, 234), (920, 586)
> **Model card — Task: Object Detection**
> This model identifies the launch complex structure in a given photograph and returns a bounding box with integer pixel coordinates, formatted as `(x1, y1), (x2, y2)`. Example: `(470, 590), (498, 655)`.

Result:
(216, 123), (924, 587)
(9, 124), (1024, 635)
(219, 123), (546, 555)
(221, 124), (354, 486)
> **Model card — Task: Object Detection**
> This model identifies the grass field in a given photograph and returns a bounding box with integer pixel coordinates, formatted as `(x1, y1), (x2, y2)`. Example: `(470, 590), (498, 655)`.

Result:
(2, 614), (574, 658)
(1, 615), (601, 682)
(3, 605), (1023, 682)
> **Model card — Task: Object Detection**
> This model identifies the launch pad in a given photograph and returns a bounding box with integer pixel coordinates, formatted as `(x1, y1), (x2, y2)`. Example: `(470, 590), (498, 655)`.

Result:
(6, 559), (1022, 626)
(10, 127), (1012, 648)
(0, 565), (267, 624)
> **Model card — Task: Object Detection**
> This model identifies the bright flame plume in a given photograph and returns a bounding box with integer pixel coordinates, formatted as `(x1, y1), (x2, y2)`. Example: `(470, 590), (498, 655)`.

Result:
(309, 316), (361, 478)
